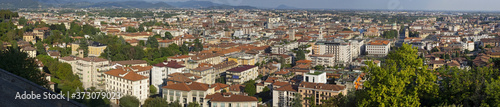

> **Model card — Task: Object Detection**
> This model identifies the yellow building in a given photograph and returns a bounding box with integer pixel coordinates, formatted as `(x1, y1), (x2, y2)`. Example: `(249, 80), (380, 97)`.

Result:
(72, 41), (107, 57)
(227, 53), (256, 66)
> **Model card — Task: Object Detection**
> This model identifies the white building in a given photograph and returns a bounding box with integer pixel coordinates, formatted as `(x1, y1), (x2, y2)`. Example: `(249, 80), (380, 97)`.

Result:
(313, 40), (353, 64)
(366, 40), (391, 57)
(162, 82), (215, 107)
(303, 70), (327, 83)
(309, 54), (335, 67)
(151, 60), (186, 91)
(226, 65), (258, 85)
(205, 93), (258, 107)
(272, 84), (298, 107)
(59, 56), (112, 89)
(104, 67), (149, 104)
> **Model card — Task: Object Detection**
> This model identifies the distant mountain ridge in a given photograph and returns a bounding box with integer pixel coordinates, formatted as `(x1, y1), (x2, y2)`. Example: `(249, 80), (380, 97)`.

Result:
(1, 0), (257, 9)
(276, 4), (299, 9)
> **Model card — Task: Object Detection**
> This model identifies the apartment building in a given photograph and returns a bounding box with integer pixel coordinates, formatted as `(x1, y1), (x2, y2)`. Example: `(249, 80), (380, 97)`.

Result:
(271, 42), (298, 54)
(366, 40), (391, 57)
(33, 27), (50, 41)
(272, 84), (298, 107)
(299, 82), (347, 107)
(205, 93), (258, 107)
(191, 66), (216, 84)
(187, 53), (223, 69)
(151, 60), (186, 90)
(227, 52), (257, 66)
(226, 65), (258, 85)
(104, 67), (149, 104)
(59, 56), (112, 89)
(71, 41), (107, 57)
(313, 40), (352, 64)
(162, 82), (215, 107)
(308, 54), (335, 67)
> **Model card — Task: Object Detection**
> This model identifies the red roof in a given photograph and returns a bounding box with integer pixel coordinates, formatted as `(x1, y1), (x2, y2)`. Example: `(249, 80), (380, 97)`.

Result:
(154, 60), (185, 68)
(227, 65), (256, 73)
(205, 93), (258, 102)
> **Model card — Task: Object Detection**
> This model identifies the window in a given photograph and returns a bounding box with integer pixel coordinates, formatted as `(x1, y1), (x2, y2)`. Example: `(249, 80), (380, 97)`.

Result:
(220, 103), (225, 107)
(212, 103), (217, 107)
(229, 103), (232, 107)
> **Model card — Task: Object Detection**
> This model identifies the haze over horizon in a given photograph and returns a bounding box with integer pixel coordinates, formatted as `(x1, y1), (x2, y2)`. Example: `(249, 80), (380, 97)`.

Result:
(141, 0), (500, 11)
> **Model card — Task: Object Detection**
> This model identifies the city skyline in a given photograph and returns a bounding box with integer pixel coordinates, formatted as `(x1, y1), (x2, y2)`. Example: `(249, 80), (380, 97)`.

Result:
(145, 0), (500, 11)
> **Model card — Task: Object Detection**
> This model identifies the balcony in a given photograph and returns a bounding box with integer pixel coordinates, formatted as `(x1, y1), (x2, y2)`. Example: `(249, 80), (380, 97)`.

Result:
(97, 83), (105, 86)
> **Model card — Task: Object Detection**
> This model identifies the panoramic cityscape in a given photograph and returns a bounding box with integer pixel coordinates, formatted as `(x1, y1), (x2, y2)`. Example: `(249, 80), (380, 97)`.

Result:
(0, 0), (499, 107)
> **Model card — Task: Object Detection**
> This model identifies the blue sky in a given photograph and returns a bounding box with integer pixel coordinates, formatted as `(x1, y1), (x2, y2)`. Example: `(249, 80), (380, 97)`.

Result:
(148, 0), (500, 11)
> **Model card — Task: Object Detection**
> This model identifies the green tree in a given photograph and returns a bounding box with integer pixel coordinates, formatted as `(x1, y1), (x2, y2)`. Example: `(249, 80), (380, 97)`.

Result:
(146, 36), (159, 48)
(187, 102), (200, 107)
(18, 17), (27, 25)
(165, 32), (173, 39)
(382, 30), (398, 39)
(359, 43), (437, 107)
(194, 38), (203, 51)
(244, 80), (256, 96)
(168, 100), (182, 107)
(0, 47), (48, 87)
(77, 39), (89, 57)
(126, 26), (138, 33)
(291, 94), (303, 107)
(143, 97), (169, 107)
(119, 95), (140, 107)
(138, 24), (145, 32)
(35, 42), (47, 55)
(313, 65), (325, 70)
(150, 85), (157, 95)
(295, 50), (306, 60)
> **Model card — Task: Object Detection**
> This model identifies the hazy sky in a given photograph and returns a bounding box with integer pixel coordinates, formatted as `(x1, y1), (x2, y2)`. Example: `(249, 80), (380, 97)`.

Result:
(150, 0), (500, 11)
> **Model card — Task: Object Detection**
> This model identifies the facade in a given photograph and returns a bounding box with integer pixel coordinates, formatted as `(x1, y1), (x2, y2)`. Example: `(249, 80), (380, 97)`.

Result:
(308, 54), (335, 67)
(59, 56), (112, 89)
(162, 82), (215, 107)
(299, 82), (347, 107)
(88, 42), (107, 57)
(227, 53), (257, 66)
(366, 40), (391, 57)
(151, 60), (186, 90)
(205, 93), (258, 107)
(104, 67), (149, 104)
(191, 66), (216, 84)
(226, 65), (258, 85)
(21, 46), (36, 58)
(271, 42), (298, 54)
(272, 84), (298, 107)
(313, 40), (352, 64)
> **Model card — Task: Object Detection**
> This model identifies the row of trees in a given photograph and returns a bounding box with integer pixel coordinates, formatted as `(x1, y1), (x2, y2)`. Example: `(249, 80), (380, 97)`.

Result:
(382, 30), (398, 39)
(318, 43), (500, 107)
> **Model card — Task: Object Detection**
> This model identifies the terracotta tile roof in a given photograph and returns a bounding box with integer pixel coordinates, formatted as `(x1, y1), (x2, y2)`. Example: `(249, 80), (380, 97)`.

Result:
(154, 60), (185, 68)
(367, 40), (390, 45)
(167, 73), (201, 83)
(273, 81), (289, 87)
(296, 60), (312, 64)
(227, 65), (256, 73)
(105, 67), (148, 81)
(168, 55), (190, 59)
(205, 93), (258, 102)
(275, 84), (298, 92)
(214, 83), (230, 91)
(112, 60), (147, 65)
(228, 84), (245, 92)
(162, 82), (211, 91)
